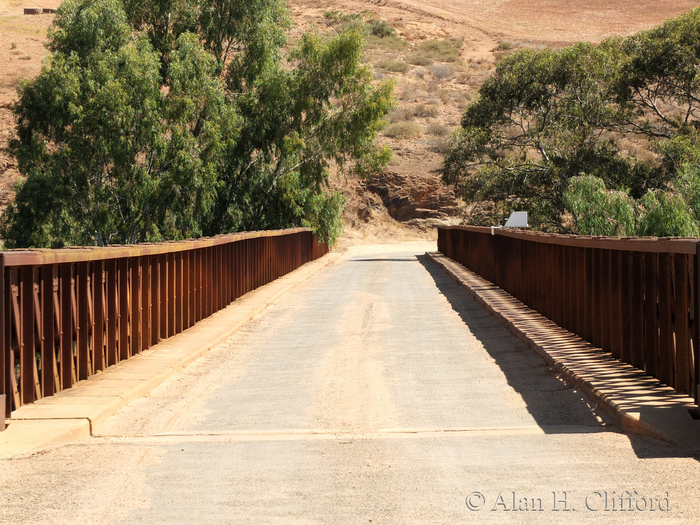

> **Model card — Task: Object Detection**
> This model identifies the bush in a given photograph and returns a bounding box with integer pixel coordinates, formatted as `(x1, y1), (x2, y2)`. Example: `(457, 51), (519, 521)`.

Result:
(429, 137), (450, 154)
(497, 40), (515, 50)
(368, 20), (395, 38)
(430, 63), (455, 81)
(383, 122), (422, 140)
(427, 123), (449, 136)
(408, 55), (433, 66)
(387, 108), (412, 123)
(413, 103), (439, 118)
(376, 59), (410, 73)
(366, 34), (408, 51)
(420, 38), (463, 62)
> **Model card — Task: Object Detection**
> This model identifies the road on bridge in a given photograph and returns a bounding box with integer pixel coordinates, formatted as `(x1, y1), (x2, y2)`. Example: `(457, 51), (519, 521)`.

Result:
(1, 242), (699, 524)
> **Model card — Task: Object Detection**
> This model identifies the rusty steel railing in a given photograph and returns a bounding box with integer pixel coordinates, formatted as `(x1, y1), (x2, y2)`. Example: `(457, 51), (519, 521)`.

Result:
(1, 228), (328, 422)
(438, 226), (700, 404)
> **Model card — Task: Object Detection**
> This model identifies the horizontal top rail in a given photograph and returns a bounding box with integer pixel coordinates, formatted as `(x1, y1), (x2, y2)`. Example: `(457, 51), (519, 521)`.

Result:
(1, 228), (313, 266)
(442, 226), (700, 254)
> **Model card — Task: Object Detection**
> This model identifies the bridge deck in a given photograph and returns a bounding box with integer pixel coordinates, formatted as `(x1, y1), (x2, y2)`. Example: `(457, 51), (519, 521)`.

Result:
(1, 242), (699, 523)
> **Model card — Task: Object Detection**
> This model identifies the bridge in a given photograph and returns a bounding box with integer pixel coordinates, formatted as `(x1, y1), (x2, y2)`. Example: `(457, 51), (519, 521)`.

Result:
(1, 230), (699, 522)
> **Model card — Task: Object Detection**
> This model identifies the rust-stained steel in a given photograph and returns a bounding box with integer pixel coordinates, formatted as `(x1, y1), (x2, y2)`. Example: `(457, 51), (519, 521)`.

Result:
(0, 228), (328, 424)
(438, 226), (699, 405)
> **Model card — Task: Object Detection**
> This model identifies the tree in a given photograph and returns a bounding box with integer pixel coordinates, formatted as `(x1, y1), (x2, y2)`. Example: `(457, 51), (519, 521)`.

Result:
(563, 175), (636, 236)
(443, 8), (700, 234)
(3, 0), (235, 247)
(207, 28), (393, 241)
(2, 0), (392, 247)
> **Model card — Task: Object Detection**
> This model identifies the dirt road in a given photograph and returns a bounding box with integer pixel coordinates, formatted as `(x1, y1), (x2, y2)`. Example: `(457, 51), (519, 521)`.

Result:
(1, 242), (698, 523)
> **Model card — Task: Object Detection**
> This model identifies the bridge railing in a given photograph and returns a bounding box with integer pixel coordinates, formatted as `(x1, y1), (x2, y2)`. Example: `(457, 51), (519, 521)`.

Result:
(438, 226), (700, 404)
(1, 228), (328, 422)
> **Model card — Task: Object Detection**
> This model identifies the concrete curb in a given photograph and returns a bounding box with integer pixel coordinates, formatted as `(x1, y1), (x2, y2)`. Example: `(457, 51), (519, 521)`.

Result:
(427, 252), (700, 454)
(1, 251), (342, 459)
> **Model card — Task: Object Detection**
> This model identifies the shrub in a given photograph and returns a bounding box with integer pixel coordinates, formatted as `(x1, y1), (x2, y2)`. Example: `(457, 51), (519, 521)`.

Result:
(429, 137), (450, 154)
(387, 108), (413, 123)
(366, 34), (408, 51)
(420, 38), (463, 62)
(430, 63), (455, 81)
(408, 55), (433, 66)
(412, 67), (427, 79)
(427, 123), (449, 136)
(383, 122), (422, 140)
(497, 40), (515, 50)
(413, 103), (439, 118)
(376, 59), (410, 73)
(368, 20), (395, 38)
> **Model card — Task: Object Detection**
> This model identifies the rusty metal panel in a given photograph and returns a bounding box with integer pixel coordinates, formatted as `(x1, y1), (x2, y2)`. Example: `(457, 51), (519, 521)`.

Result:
(92, 261), (105, 372)
(673, 254), (692, 394)
(59, 265), (73, 390)
(118, 259), (129, 362)
(175, 252), (183, 335)
(630, 252), (646, 371)
(620, 251), (633, 364)
(167, 253), (175, 337)
(182, 252), (190, 330)
(20, 267), (35, 404)
(600, 250), (612, 353)
(129, 258), (140, 356)
(608, 251), (623, 360)
(140, 257), (150, 352)
(644, 252), (660, 378)
(658, 254), (675, 387)
(159, 254), (167, 340)
(584, 248), (594, 344)
(106, 260), (118, 366)
(41, 266), (56, 396)
(194, 249), (201, 323)
(76, 262), (90, 381)
(149, 256), (159, 346)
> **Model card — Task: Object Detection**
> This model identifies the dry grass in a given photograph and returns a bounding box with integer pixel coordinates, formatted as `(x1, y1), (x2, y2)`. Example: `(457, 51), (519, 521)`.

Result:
(419, 38), (463, 63)
(430, 63), (455, 81)
(383, 121), (422, 140)
(427, 122), (450, 136)
(377, 59), (410, 73)
(413, 103), (439, 118)
(408, 55), (433, 67)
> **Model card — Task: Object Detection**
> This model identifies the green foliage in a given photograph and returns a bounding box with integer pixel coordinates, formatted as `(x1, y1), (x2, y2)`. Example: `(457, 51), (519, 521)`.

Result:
(637, 191), (698, 237)
(367, 20), (395, 38)
(444, 8), (700, 234)
(208, 27), (393, 246)
(564, 176), (636, 236)
(3, 0), (393, 248)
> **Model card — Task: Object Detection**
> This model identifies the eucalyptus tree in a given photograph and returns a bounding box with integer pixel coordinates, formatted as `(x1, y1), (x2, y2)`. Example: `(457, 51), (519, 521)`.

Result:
(3, 0), (392, 247)
(443, 8), (700, 235)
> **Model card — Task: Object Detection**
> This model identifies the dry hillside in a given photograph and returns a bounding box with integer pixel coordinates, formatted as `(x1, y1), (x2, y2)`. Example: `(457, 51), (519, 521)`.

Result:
(0, 0), (697, 246)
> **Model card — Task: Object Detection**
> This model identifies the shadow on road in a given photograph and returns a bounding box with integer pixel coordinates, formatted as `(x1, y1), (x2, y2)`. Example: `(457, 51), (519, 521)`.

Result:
(416, 254), (698, 461)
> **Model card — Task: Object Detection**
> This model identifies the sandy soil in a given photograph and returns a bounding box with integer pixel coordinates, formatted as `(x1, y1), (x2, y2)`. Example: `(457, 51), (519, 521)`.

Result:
(0, 0), (697, 242)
